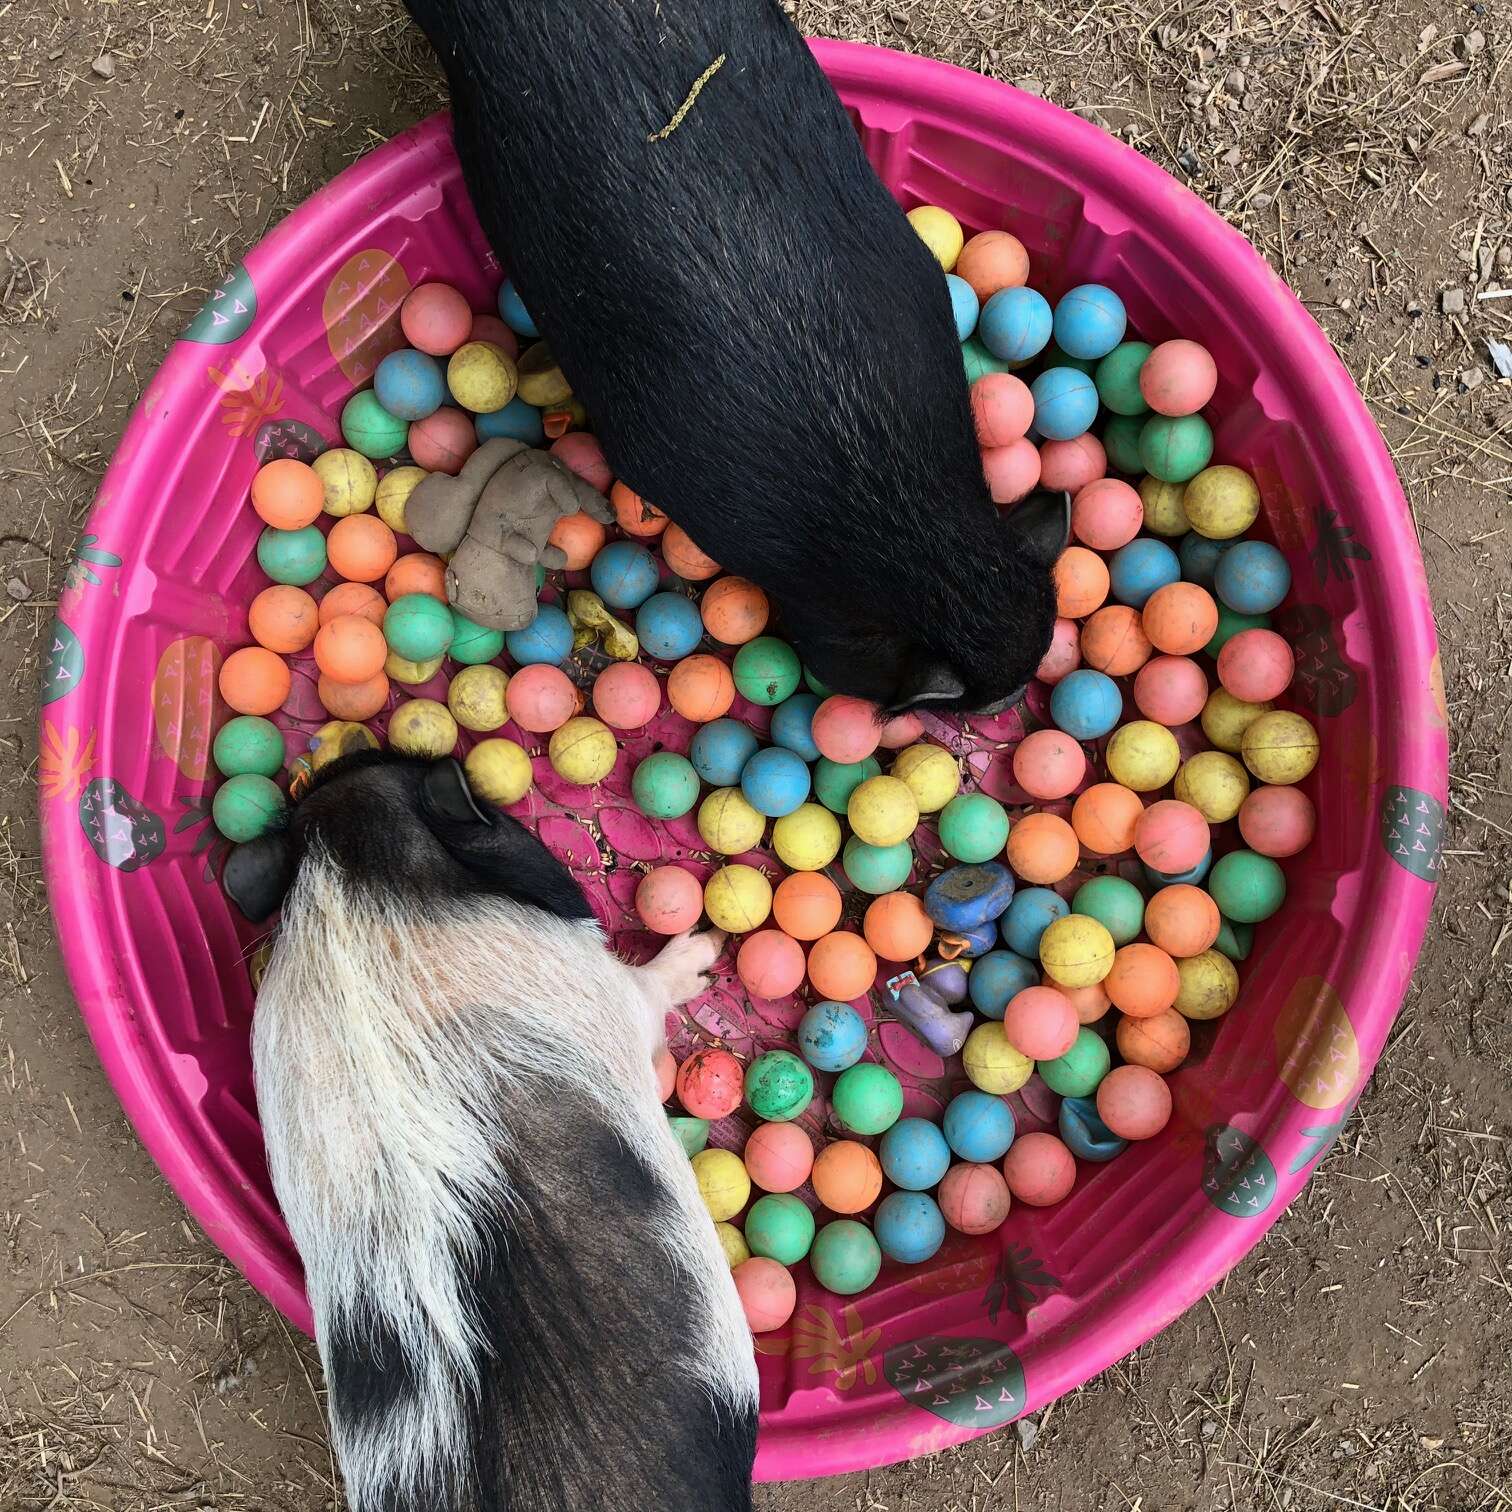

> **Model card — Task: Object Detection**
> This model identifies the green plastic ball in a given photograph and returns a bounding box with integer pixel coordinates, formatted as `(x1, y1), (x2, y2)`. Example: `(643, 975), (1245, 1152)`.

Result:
(385, 593), (455, 661)
(449, 609), (506, 665)
(1095, 341), (1153, 416)
(1042, 342), (1097, 376)
(809, 1219), (882, 1295)
(341, 390), (410, 459)
(1102, 413), (1146, 475)
(1205, 605), (1271, 658)
(731, 636), (801, 706)
(803, 666), (832, 697)
(631, 752), (701, 819)
(832, 1062), (904, 1136)
(1072, 875), (1146, 946)
(745, 1193), (815, 1265)
(962, 337), (1014, 383)
(256, 524), (327, 586)
(841, 836), (914, 895)
(814, 755), (881, 814)
(744, 1050), (814, 1122)
(668, 1115), (710, 1156)
(1213, 915), (1254, 961)
(213, 715), (285, 779)
(937, 792), (1010, 863)
(1139, 413), (1214, 483)
(1038, 1026), (1112, 1097)
(1208, 849), (1286, 923)
(212, 772), (286, 843)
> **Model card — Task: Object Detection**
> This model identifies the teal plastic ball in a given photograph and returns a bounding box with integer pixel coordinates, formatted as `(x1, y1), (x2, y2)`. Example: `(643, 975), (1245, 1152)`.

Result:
(744, 1050), (815, 1122)
(731, 636), (802, 706)
(878, 1118), (952, 1191)
(1038, 1026), (1112, 1097)
(449, 609), (506, 665)
(1140, 413), (1214, 483)
(831, 1063), (904, 1136)
(814, 755), (881, 814)
(809, 1219), (883, 1295)
(874, 1192), (946, 1264)
(1072, 875), (1147, 945)
(1095, 340), (1154, 416)
(745, 1193), (815, 1265)
(841, 836), (914, 895)
(937, 792), (1010, 863)
(213, 715), (285, 779)
(385, 593), (455, 661)
(631, 751), (701, 820)
(505, 604), (573, 665)
(212, 773), (286, 843)
(796, 1000), (868, 1072)
(340, 390), (410, 459)
(1208, 849), (1287, 923)
(256, 525), (326, 586)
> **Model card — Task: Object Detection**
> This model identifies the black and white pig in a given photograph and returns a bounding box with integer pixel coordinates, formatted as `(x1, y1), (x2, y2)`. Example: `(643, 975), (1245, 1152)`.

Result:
(405, 0), (1068, 714)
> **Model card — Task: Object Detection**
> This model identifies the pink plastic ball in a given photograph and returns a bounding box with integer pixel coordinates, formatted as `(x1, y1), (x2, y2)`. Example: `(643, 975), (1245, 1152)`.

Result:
(971, 372), (1035, 446)
(734, 1257), (797, 1333)
(1133, 655), (1210, 726)
(592, 661), (662, 729)
(1002, 1131), (1078, 1206)
(550, 432), (613, 494)
(982, 439), (1041, 505)
(409, 407), (478, 474)
(1036, 617), (1082, 684)
(654, 1045), (676, 1102)
(1217, 628), (1296, 703)
(1239, 784), (1317, 857)
(1002, 986), (1079, 1060)
(468, 312), (520, 360)
(1096, 1064), (1173, 1140)
(1070, 478), (1143, 551)
(736, 930), (807, 1000)
(937, 1162), (1012, 1235)
(1139, 339), (1218, 417)
(1133, 799), (1211, 873)
(879, 711), (925, 749)
(399, 282), (472, 356)
(811, 696), (882, 763)
(1011, 728), (1087, 801)
(505, 663), (582, 733)
(636, 865), (706, 935)
(1038, 433), (1107, 494)
(743, 1121), (815, 1193)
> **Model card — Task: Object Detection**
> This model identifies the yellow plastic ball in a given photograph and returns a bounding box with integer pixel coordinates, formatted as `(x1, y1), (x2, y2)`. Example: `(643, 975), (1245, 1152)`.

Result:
(704, 864), (773, 933)
(446, 340), (518, 414)
(1040, 914), (1115, 988)
(388, 698), (458, 758)
(907, 205), (965, 271)
(1241, 710), (1320, 785)
(385, 650), (445, 686)
(313, 447), (377, 517)
(698, 787), (766, 856)
(962, 1021), (1034, 1094)
(1105, 720), (1181, 792)
(891, 743), (960, 813)
(1201, 688), (1273, 753)
(548, 715), (618, 784)
(309, 719), (378, 772)
(715, 1221), (751, 1269)
(1175, 949), (1239, 1020)
(772, 803), (842, 872)
(448, 664), (510, 732)
(465, 737), (533, 805)
(847, 775), (920, 847)
(1138, 475), (1190, 536)
(691, 1148), (751, 1222)
(1174, 750), (1251, 823)
(1182, 464), (1260, 540)
(375, 464), (427, 534)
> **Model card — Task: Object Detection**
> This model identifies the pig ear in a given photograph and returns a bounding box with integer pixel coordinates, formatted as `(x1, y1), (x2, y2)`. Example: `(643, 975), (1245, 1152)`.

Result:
(421, 758), (494, 826)
(222, 834), (293, 922)
(890, 659), (967, 713)
(1004, 489), (1072, 566)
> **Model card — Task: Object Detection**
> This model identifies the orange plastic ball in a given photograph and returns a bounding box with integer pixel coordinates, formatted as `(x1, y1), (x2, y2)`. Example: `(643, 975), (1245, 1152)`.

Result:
(736, 930), (807, 999)
(955, 229), (1030, 301)
(1104, 942), (1181, 1019)
(1002, 985), (1078, 1060)
(734, 1256), (797, 1333)
(1133, 799), (1210, 873)
(1012, 728), (1087, 801)
(506, 663), (582, 733)
(326, 513), (399, 584)
(1038, 433), (1107, 495)
(983, 439), (1041, 504)
(592, 661), (662, 729)
(1143, 884), (1221, 958)
(937, 1162), (1011, 1234)
(662, 522), (721, 581)
(675, 1048), (745, 1120)
(700, 576), (770, 645)
(1115, 1008), (1191, 1073)
(219, 645), (291, 716)
(811, 1139), (883, 1214)
(878, 712), (925, 750)
(635, 865), (705, 935)
(807, 931), (878, 1002)
(319, 581), (387, 628)
(314, 614), (388, 685)
(1071, 478), (1143, 551)
(971, 371), (1035, 446)
(547, 511), (608, 571)
(1001, 1131), (1077, 1206)
(609, 480), (668, 538)
(1096, 1063), (1173, 1140)
(385, 552), (448, 603)
(862, 892), (934, 962)
(251, 458), (324, 529)
(811, 696), (882, 763)
(743, 1121), (815, 1193)
(1071, 782), (1144, 855)
(771, 873), (843, 941)
(1036, 617), (1082, 684)
(1080, 605), (1153, 677)
(318, 669), (389, 721)
(667, 654), (736, 722)
(1005, 812), (1079, 885)
(1053, 545), (1110, 618)
(550, 433), (613, 493)
(248, 585), (319, 654)
(1142, 581), (1219, 655)
(1054, 977), (1112, 1024)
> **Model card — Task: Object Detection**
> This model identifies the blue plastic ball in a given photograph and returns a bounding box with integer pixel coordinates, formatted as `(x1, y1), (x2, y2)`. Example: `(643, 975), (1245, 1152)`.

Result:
(1143, 849), (1214, 890)
(1179, 531), (1232, 590)
(1059, 1096), (1128, 1163)
(740, 746), (811, 818)
(943, 1090), (1017, 1163)
(979, 286), (1053, 364)
(373, 348), (446, 422)
(796, 1000), (868, 1072)
(689, 719), (759, 787)
(874, 1191), (946, 1265)
(769, 693), (822, 762)
(1049, 668), (1123, 740)
(946, 274), (980, 341)
(589, 541), (660, 610)
(1215, 540), (1292, 615)
(1052, 283), (1128, 360)
(476, 396), (545, 446)
(1001, 886), (1070, 959)
(1110, 537), (1182, 609)
(967, 950), (1039, 1018)
(635, 592), (704, 661)
(879, 1119), (952, 1192)
(496, 278), (538, 337)
(1030, 366), (1100, 441)
(503, 603), (572, 666)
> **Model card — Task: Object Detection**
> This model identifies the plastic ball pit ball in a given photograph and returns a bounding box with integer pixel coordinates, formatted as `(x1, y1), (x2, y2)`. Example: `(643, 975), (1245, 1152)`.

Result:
(809, 1219), (883, 1297)
(1002, 985), (1078, 1060)
(907, 203), (964, 267)
(937, 792), (1010, 863)
(1143, 581), (1219, 656)
(675, 1048), (745, 1121)
(1143, 884), (1221, 958)
(741, 747), (812, 819)
(257, 524), (326, 585)
(773, 874), (844, 942)
(592, 661), (660, 730)
(768, 694), (822, 761)
(937, 1163), (1012, 1235)
(1175, 948), (1241, 1021)
(1111, 538), (1181, 610)
(1242, 710), (1320, 785)
(971, 372), (1035, 445)
(980, 286), (1052, 363)
(1117, 1007), (1192, 1073)
(1072, 783), (1144, 855)
(1012, 728), (1086, 801)
(248, 585), (319, 654)
(1104, 942), (1181, 1017)
(891, 743), (959, 812)
(668, 654), (736, 722)
(1216, 541), (1291, 616)
(863, 892), (934, 961)
(1050, 668), (1122, 740)
(812, 1140), (884, 1214)
(689, 719), (759, 787)
(745, 1193), (816, 1267)
(1134, 799), (1211, 873)
(1002, 1131), (1078, 1207)
(1096, 340), (1153, 414)
(738, 929), (807, 1000)
(698, 788), (766, 856)
(1239, 784), (1317, 857)
(387, 552), (448, 604)
(1202, 687), (1273, 753)
(744, 1050), (814, 1122)
(808, 930), (878, 1002)
(1096, 1065), (1173, 1141)
(399, 281), (470, 354)
(848, 775), (919, 848)
(505, 664), (581, 734)
(1183, 464), (1260, 539)
(714, 1219), (748, 1264)
(251, 459), (323, 528)
(1218, 628), (1295, 704)
(1053, 283), (1127, 359)
(743, 1122), (815, 1194)
(548, 717), (617, 786)
(875, 1192), (947, 1265)
(314, 615), (386, 685)
(219, 646), (291, 716)
(942, 1090), (1017, 1164)
(1005, 813), (1079, 886)
(947, 275), (980, 339)
(772, 804), (842, 872)
(386, 651), (443, 688)
(1133, 655), (1208, 727)
(999, 888), (1068, 962)
(962, 1021), (1033, 1094)
(588, 540), (659, 610)
(830, 1062), (903, 1137)
(1040, 914), (1115, 989)
(388, 699), (458, 759)
(464, 738), (532, 805)
(1106, 720), (1181, 792)
(610, 481), (667, 538)
(318, 671), (389, 723)
(1139, 413), (1213, 483)
(1053, 545), (1111, 618)
(732, 636), (802, 706)
(692, 1147), (751, 1223)
(1102, 414), (1146, 475)
(1072, 875), (1145, 945)
(1139, 338), (1218, 415)
(1174, 751), (1250, 824)
(955, 228), (1030, 300)
(661, 522), (721, 581)
(447, 341), (516, 413)
(213, 716), (285, 780)
(1038, 433), (1106, 494)
(967, 951), (1038, 1018)
(635, 866), (705, 936)
(734, 1257), (797, 1334)
(704, 865), (773, 934)
(1209, 849), (1287, 923)
(212, 773), (286, 842)
(1031, 366), (1099, 441)
(384, 593), (453, 662)
(877, 1118), (951, 1192)
(702, 576), (770, 646)
(1038, 1025), (1113, 1098)
(811, 696), (882, 763)
(546, 509), (607, 570)
(1080, 605), (1152, 678)
(795, 999), (867, 1072)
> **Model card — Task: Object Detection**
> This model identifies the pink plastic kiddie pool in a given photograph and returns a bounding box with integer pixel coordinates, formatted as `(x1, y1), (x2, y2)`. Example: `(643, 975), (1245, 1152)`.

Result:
(40, 41), (1446, 1480)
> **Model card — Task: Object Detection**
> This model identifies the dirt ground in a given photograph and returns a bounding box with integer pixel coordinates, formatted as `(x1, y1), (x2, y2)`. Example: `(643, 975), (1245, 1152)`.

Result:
(1, 1), (1509, 1509)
